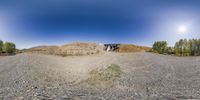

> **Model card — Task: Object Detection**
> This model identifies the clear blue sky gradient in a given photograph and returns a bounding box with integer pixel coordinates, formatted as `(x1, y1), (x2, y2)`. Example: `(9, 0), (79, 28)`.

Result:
(0, 0), (200, 48)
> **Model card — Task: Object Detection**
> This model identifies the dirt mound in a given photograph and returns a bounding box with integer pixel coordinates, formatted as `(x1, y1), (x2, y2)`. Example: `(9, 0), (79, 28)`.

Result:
(22, 42), (103, 56)
(118, 44), (151, 53)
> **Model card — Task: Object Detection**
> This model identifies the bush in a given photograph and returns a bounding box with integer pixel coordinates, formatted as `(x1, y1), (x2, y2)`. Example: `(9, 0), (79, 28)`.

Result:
(0, 40), (3, 53)
(3, 42), (16, 54)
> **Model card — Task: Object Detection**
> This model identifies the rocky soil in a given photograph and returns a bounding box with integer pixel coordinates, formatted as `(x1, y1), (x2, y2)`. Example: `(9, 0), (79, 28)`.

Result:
(0, 52), (200, 100)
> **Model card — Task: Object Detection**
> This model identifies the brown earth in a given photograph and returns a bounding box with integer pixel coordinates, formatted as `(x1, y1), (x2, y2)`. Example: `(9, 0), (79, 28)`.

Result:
(20, 42), (150, 56)
(118, 44), (150, 53)
(21, 42), (104, 56)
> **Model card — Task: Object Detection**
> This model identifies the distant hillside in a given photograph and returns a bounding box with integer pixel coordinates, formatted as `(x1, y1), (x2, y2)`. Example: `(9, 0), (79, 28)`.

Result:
(21, 42), (103, 56)
(56, 42), (103, 56)
(20, 42), (150, 56)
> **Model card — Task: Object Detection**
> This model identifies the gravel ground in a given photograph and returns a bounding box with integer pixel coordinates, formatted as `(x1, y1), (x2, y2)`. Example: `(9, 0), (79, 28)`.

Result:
(0, 52), (200, 100)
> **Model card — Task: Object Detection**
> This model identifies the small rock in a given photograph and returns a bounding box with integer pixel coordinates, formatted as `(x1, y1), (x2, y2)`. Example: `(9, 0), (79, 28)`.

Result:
(32, 86), (37, 89)
(61, 95), (70, 99)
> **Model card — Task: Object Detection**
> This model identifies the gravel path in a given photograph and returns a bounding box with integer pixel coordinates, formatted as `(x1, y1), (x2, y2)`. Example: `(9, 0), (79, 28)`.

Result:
(0, 52), (200, 100)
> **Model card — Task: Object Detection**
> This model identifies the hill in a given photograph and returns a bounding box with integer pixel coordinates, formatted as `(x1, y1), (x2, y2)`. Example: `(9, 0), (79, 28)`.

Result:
(20, 42), (150, 56)
(21, 42), (103, 56)
(118, 44), (150, 53)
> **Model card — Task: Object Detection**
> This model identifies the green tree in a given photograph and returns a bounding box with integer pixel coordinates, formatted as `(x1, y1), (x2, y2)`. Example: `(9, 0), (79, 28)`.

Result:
(153, 38), (200, 56)
(3, 42), (16, 53)
(152, 41), (168, 54)
(174, 39), (189, 56)
(166, 47), (174, 54)
(188, 39), (195, 56)
(182, 39), (190, 56)
(0, 40), (3, 53)
(197, 39), (200, 55)
(174, 41), (179, 56)
(179, 39), (184, 56)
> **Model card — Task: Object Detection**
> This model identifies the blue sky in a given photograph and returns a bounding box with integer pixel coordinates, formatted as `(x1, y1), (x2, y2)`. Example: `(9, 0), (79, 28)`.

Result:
(0, 0), (200, 49)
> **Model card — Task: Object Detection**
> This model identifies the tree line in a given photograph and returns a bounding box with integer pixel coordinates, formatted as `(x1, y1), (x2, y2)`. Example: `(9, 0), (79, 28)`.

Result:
(0, 40), (16, 55)
(152, 39), (200, 56)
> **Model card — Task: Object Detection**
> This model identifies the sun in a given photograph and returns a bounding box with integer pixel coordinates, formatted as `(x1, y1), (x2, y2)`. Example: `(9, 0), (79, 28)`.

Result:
(178, 25), (187, 34)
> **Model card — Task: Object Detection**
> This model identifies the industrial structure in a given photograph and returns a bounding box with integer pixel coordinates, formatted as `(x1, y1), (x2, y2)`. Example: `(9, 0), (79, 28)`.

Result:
(104, 44), (120, 52)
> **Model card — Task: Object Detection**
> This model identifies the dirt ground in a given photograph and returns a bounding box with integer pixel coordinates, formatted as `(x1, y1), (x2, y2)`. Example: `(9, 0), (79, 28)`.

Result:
(0, 52), (200, 100)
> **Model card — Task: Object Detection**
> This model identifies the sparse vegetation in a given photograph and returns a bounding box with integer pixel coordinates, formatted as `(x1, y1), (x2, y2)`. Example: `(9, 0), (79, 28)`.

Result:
(85, 64), (122, 85)
(153, 39), (200, 56)
(119, 44), (150, 53)
(22, 42), (101, 56)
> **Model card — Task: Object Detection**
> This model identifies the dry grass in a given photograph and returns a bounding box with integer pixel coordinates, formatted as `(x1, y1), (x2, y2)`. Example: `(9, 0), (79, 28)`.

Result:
(118, 44), (151, 53)
(20, 43), (151, 56)
(21, 42), (102, 56)
(82, 64), (122, 85)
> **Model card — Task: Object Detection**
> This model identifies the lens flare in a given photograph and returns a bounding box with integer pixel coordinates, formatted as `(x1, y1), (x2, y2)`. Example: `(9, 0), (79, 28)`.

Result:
(178, 25), (187, 34)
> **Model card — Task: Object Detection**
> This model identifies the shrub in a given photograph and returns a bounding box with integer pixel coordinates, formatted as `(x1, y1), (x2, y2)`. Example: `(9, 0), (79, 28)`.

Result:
(3, 42), (16, 54)
(0, 40), (3, 53)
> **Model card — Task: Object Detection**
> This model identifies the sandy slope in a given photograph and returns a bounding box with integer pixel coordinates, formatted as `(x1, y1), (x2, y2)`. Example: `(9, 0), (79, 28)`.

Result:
(0, 52), (200, 100)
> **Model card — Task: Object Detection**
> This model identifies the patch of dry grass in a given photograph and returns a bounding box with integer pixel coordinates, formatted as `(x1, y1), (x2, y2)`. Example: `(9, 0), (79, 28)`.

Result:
(119, 44), (151, 53)
(82, 64), (123, 85)
(21, 42), (102, 56)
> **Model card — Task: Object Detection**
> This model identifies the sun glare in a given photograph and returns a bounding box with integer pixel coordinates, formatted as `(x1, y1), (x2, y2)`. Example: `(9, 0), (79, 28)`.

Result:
(178, 25), (187, 34)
